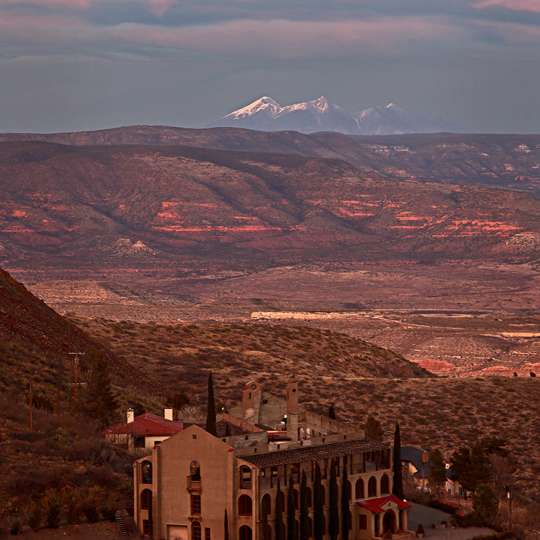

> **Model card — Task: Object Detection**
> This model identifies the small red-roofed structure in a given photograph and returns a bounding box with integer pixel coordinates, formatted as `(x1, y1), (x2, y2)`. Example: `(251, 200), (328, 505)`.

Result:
(105, 409), (182, 452)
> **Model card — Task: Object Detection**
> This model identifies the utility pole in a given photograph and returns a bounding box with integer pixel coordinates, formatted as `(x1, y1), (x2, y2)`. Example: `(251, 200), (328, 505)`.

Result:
(68, 352), (86, 404)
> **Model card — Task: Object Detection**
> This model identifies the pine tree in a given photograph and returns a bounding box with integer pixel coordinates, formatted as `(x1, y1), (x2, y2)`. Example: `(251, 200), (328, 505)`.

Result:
(205, 372), (217, 435)
(82, 357), (117, 426)
(276, 478), (285, 540)
(392, 422), (404, 499)
(341, 460), (350, 540)
(313, 463), (324, 540)
(299, 471), (309, 540)
(328, 460), (339, 540)
(224, 509), (229, 540)
(287, 474), (296, 540)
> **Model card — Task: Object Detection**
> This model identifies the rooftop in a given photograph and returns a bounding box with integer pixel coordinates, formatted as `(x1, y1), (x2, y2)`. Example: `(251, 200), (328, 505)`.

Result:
(239, 435), (388, 468)
(105, 413), (183, 437)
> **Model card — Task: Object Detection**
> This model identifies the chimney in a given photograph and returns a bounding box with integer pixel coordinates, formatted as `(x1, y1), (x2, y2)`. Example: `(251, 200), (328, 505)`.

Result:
(127, 408), (135, 424)
(286, 381), (299, 442)
(164, 408), (174, 421)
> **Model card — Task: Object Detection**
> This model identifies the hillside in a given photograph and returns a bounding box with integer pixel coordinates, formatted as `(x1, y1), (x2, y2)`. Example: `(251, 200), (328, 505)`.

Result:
(75, 318), (430, 399)
(0, 267), (118, 404)
(1, 127), (539, 193)
(76, 318), (540, 502)
(1, 141), (540, 270)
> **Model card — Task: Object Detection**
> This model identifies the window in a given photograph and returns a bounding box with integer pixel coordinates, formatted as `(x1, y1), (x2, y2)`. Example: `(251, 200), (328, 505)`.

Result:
(358, 515), (367, 530)
(239, 466), (252, 489)
(355, 479), (364, 499)
(261, 494), (271, 520)
(191, 461), (201, 481)
(368, 477), (377, 498)
(191, 494), (201, 515)
(141, 489), (152, 510)
(205, 528), (211, 540)
(381, 474), (390, 495)
(192, 522), (201, 540)
(239, 526), (252, 540)
(142, 461), (153, 484)
(238, 495), (253, 516)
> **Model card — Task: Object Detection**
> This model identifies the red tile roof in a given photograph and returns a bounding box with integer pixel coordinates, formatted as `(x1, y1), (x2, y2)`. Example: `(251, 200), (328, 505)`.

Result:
(105, 413), (183, 437)
(356, 495), (411, 514)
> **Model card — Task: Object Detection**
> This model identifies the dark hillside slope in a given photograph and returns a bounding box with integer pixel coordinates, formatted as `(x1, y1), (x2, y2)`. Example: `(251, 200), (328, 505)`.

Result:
(0, 267), (118, 404)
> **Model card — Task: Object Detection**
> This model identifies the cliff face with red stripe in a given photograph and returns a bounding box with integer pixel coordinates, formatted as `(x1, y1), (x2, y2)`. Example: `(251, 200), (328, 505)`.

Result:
(0, 136), (539, 269)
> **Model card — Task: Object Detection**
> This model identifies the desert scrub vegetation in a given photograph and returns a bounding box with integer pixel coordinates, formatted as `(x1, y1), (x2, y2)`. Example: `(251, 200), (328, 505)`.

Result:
(0, 393), (132, 534)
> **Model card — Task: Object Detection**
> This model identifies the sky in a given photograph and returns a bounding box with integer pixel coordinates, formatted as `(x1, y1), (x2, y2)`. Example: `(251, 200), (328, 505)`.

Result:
(1, 0), (540, 133)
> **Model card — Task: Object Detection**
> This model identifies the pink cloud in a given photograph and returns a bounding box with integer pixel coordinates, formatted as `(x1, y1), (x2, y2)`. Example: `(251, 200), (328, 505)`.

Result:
(473, 0), (540, 12)
(105, 17), (465, 58)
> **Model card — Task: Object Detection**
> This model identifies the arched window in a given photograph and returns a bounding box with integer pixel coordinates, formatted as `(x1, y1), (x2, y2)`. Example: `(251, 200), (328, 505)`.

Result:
(142, 461), (153, 484)
(239, 526), (252, 540)
(141, 489), (152, 510)
(239, 466), (252, 489)
(368, 477), (377, 498)
(262, 523), (272, 540)
(261, 494), (272, 520)
(380, 474), (390, 495)
(307, 517), (313, 538)
(191, 461), (201, 481)
(238, 495), (253, 516)
(355, 478), (365, 499)
(192, 521), (201, 540)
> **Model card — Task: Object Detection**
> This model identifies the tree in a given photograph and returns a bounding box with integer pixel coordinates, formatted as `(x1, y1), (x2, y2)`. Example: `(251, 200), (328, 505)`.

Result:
(205, 372), (217, 435)
(365, 415), (384, 442)
(341, 459), (350, 540)
(328, 460), (339, 540)
(275, 478), (285, 540)
(82, 357), (117, 426)
(224, 509), (229, 540)
(313, 463), (324, 540)
(428, 450), (447, 497)
(451, 439), (503, 494)
(473, 484), (499, 526)
(328, 404), (337, 420)
(392, 422), (404, 499)
(299, 471), (309, 540)
(287, 474), (296, 540)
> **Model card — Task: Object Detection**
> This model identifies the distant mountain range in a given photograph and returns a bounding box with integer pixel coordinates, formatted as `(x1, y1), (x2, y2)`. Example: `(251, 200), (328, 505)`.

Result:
(213, 96), (451, 135)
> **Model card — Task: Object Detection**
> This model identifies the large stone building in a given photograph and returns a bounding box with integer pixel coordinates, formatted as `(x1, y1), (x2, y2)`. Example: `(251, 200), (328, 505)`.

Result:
(133, 382), (409, 540)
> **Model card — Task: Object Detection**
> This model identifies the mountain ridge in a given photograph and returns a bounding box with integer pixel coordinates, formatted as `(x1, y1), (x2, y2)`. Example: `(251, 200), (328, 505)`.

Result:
(215, 96), (450, 134)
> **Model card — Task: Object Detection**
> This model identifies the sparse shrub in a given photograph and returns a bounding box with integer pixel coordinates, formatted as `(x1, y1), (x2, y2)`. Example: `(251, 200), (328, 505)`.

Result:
(43, 491), (62, 529)
(28, 501), (43, 530)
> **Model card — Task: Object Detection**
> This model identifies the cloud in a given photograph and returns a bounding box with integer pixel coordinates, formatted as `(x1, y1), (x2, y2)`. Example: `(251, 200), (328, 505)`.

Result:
(473, 0), (540, 12)
(0, 0), (91, 8)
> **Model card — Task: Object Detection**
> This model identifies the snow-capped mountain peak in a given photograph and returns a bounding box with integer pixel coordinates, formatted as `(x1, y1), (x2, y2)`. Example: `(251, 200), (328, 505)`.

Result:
(215, 96), (450, 135)
(224, 96), (281, 120)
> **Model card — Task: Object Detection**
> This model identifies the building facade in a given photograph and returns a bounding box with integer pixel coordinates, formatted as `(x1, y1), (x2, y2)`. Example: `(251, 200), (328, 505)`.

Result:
(134, 383), (410, 540)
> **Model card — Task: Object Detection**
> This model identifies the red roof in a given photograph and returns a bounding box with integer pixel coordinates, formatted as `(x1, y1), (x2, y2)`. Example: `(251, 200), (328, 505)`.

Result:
(105, 413), (183, 437)
(356, 495), (411, 514)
